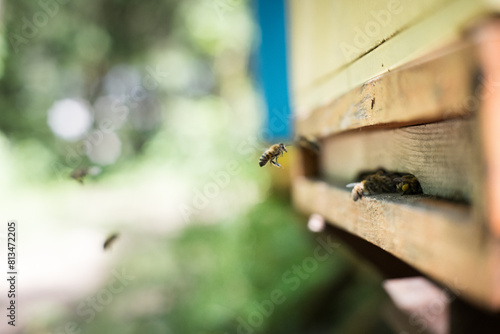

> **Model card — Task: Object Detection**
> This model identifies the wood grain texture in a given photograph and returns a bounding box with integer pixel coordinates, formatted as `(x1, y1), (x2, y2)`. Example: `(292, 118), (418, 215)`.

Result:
(292, 176), (499, 310)
(289, 0), (489, 116)
(290, 14), (500, 311)
(320, 118), (482, 202)
(296, 43), (480, 139)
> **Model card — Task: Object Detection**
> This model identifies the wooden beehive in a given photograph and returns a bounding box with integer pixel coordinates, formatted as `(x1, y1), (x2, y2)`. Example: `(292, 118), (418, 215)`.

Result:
(288, 0), (500, 311)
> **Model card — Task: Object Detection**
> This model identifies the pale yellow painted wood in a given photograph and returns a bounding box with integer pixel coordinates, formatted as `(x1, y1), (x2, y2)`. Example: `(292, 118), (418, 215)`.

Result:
(288, 0), (490, 117)
(296, 42), (478, 138)
(288, 0), (454, 94)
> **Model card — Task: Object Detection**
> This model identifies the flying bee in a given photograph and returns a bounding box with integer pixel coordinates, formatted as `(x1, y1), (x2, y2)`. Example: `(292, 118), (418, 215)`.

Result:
(103, 233), (120, 251)
(71, 167), (89, 184)
(259, 143), (287, 168)
(394, 174), (423, 195)
(70, 166), (102, 184)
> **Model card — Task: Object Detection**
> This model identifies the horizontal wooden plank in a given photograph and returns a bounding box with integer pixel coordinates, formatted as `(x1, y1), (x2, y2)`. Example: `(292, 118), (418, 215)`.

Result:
(290, 0), (489, 117)
(292, 176), (500, 309)
(296, 42), (479, 138)
(320, 118), (481, 202)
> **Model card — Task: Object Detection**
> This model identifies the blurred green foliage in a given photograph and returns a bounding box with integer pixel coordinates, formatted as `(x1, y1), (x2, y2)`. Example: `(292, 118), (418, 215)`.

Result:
(1, 1), (394, 333)
(0, 0), (255, 183)
(39, 198), (390, 334)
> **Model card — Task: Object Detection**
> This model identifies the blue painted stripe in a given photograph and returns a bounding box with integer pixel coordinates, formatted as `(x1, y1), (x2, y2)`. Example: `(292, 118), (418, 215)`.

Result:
(253, 0), (292, 142)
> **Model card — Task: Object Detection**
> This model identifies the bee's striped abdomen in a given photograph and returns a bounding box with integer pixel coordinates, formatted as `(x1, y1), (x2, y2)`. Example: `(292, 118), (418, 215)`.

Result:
(259, 150), (272, 167)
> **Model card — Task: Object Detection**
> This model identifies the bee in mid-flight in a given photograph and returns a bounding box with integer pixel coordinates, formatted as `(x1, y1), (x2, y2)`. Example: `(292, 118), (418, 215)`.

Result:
(70, 166), (102, 184)
(347, 168), (422, 201)
(71, 167), (89, 184)
(103, 233), (120, 251)
(259, 143), (287, 168)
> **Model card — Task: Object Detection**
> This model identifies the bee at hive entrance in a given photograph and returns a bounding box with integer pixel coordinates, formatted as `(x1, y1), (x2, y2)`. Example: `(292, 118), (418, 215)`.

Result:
(346, 168), (423, 201)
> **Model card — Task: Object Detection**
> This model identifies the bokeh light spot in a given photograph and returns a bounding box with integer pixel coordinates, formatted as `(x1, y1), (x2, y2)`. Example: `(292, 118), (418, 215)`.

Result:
(47, 99), (93, 141)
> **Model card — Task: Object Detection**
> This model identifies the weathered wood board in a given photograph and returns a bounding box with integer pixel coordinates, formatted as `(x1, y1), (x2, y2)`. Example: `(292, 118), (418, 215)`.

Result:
(290, 19), (500, 310)
(320, 118), (482, 202)
(293, 176), (499, 309)
(296, 43), (479, 139)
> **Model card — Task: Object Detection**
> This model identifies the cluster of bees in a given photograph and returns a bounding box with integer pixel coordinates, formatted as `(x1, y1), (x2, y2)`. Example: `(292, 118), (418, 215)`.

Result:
(259, 142), (423, 201)
(346, 168), (422, 201)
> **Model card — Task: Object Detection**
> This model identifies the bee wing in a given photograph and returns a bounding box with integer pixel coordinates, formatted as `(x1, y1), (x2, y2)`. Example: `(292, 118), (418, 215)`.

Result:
(257, 143), (273, 152)
(346, 182), (360, 188)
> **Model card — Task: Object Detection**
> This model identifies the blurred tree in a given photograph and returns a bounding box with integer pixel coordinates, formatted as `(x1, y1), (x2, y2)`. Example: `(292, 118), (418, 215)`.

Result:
(0, 0), (183, 175)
